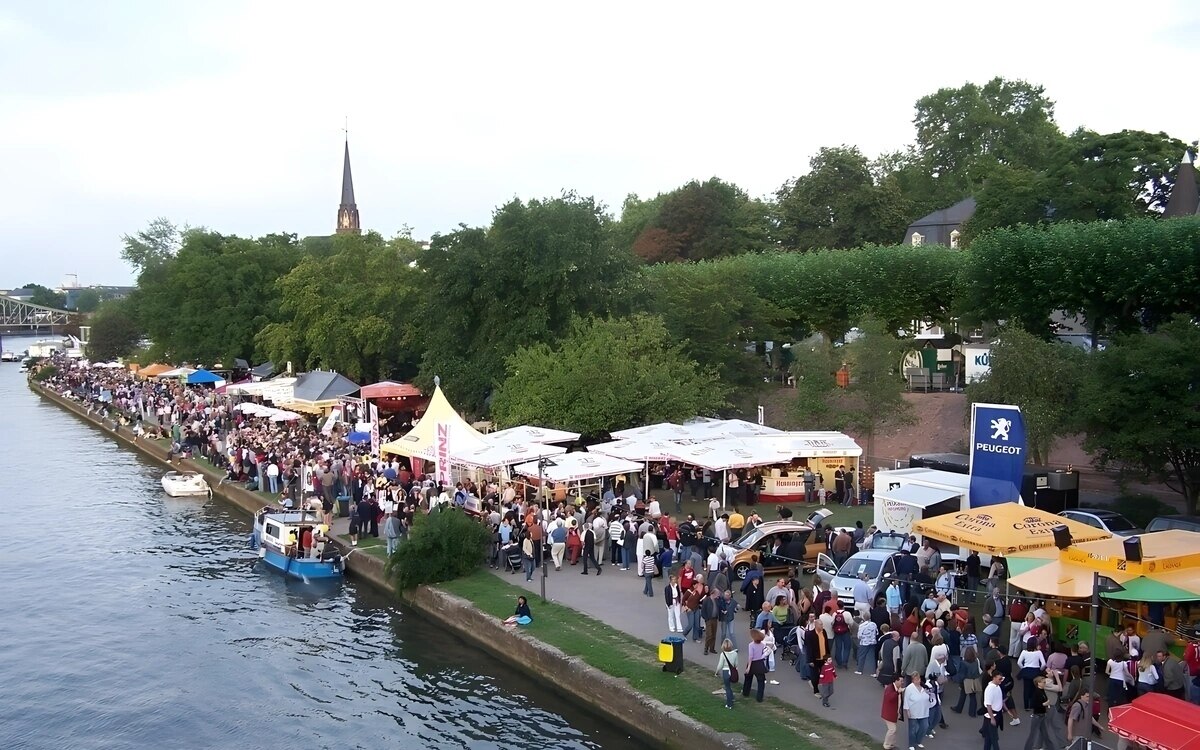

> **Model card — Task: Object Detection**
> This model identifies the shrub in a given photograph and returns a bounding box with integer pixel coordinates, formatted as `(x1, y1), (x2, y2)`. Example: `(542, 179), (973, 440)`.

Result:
(1109, 494), (1177, 529)
(32, 364), (58, 381)
(385, 507), (491, 592)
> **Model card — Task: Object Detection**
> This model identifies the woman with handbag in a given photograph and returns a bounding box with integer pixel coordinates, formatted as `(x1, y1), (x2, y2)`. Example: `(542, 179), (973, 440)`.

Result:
(742, 629), (768, 702)
(715, 639), (739, 709)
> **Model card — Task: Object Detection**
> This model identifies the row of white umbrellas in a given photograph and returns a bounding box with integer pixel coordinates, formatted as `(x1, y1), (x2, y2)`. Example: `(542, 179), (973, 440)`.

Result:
(234, 401), (302, 422)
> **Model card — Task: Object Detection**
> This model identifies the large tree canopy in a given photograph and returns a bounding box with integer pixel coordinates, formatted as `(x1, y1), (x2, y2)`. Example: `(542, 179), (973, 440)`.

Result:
(619, 178), (771, 263)
(257, 232), (423, 384)
(85, 300), (144, 362)
(490, 315), (727, 435)
(132, 231), (302, 365)
(419, 194), (635, 414)
(1082, 317), (1200, 514)
(775, 146), (911, 250)
(120, 217), (185, 273)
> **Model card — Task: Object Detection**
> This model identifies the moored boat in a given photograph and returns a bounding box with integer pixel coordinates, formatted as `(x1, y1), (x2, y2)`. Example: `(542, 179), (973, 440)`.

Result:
(161, 470), (211, 497)
(251, 507), (344, 580)
(0, 351), (17, 362)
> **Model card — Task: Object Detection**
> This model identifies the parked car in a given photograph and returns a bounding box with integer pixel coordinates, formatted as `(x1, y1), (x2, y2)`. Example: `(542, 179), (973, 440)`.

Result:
(1146, 515), (1200, 533)
(820, 549), (963, 608)
(722, 509), (833, 581)
(1058, 508), (1143, 537)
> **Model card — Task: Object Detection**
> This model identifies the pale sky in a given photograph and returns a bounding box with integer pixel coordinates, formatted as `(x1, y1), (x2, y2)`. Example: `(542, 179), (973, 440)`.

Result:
(1, 0), (1197, 288)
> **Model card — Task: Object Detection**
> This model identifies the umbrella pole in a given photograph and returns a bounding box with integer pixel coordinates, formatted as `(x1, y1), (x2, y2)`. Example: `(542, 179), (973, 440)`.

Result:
(722, 470), (727, 512)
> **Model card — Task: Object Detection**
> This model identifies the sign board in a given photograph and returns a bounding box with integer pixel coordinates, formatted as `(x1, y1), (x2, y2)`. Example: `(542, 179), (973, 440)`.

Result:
(963, 345), (991, 384)
(435, 422), (451, 488)
(369, 404), (380, 456)
(968, 403), (1026, 508)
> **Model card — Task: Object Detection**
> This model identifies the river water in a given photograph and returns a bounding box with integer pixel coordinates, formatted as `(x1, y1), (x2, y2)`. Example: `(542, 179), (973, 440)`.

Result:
(0, 348), (646, 750)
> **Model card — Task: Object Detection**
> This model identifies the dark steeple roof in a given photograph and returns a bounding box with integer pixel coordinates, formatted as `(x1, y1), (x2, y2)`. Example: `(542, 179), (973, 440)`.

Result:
(1164, 150), (1199, 218)
(341, 139), (356, 206)
(335, 136), (361, 234)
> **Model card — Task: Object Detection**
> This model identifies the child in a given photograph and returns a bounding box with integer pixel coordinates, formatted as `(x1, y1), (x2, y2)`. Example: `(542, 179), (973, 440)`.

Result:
(819, 656), (837, 708)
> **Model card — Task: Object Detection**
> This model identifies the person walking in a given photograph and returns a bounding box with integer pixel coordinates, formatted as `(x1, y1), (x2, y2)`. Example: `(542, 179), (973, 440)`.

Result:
(903, 672), (931, 750)
(804, 621), (830, 696)
(383, 510), (401, 556)
(1023, 674), (1051, 750)
(719, 589), (739, 649)
(741, 629), (767, 702)
(819, 656), (838, 708)
(664, 574), (683, 632)
(881, 673), (904, 748)
(982, 670), (1006, 750)
(639, 549), (657, 597)
(702, 589), (721, 655)
(549, 519), (568, 570)
(580, 522), (602, 575)
(715, 639), (738, 709)
(952, 645), (982, 717)
(521, 534), (535, 582)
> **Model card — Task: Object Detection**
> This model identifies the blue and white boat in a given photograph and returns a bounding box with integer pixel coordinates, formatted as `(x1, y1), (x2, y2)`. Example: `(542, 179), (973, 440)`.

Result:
(251, 507), (344, 580)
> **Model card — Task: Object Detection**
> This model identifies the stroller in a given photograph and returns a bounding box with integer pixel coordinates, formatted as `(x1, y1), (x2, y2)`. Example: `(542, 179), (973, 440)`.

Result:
(501, 543), (523, 574)
(777, 624), (801, 665)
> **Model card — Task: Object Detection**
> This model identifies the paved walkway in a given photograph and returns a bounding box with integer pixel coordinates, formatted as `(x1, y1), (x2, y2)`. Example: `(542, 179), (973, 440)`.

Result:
(487, 558), (1092, 750)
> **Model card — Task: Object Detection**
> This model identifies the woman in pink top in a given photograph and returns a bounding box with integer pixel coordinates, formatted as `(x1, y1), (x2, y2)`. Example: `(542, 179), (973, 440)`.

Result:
(742, 629), (768, 702)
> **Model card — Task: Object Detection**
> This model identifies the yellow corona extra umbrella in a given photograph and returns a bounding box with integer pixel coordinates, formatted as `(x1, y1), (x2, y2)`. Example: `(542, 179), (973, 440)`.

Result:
(911, 502), (1112, 555)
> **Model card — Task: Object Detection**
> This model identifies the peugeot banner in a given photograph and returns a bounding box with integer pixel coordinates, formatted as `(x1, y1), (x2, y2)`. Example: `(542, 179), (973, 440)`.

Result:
(968, 403), (1027, 508)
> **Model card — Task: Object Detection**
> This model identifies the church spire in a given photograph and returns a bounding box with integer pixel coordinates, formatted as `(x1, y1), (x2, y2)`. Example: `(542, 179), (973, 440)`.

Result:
(336, 130), (361, 234)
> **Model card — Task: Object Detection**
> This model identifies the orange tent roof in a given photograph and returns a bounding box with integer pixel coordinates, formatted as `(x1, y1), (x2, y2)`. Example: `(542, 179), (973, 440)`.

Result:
(137, 363), (173, 378)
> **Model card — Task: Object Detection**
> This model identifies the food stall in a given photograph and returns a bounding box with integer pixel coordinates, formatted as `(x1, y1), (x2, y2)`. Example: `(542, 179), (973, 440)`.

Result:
(1005, 529), (1200, 656)
(746, 432), (863, 503)
(873, 468), (972, 539)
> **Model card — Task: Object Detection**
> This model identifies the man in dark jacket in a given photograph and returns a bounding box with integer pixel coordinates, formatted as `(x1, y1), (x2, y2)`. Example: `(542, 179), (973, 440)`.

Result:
(805, 622), (830, 695)
(702, 589), (721, 654)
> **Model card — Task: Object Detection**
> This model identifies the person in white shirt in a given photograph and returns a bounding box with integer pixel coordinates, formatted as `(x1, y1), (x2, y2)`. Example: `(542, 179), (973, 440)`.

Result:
(1016, 639), (1047, 710)
(1107, 650), (1132, 708)
(708, 497), (721, 520)
(714, 515), (729, 543)
(981, 671), (1005, 750)
(647, 498), (661, 518)
(856, 617), (878, 675)
(903, 672), (931, 750)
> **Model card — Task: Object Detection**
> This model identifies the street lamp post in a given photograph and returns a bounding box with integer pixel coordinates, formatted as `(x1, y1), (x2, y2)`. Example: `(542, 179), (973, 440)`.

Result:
(1087, 571), (1125, 699)
(538, 456), (557, 603)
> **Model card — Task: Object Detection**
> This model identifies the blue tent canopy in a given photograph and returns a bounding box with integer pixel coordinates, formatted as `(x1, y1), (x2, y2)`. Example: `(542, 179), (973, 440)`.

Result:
(347, 431), (371, 445)
(187, 369), (222, 385)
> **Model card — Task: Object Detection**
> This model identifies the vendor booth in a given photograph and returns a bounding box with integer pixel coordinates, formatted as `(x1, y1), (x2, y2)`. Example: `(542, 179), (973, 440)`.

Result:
(874, 468), (972, 538)
(380, 384), (487, 463)
(359, 380), (424, 413)
(1004, 529), (1200, 650)
(511, 452), (643, 507)
(745, 432), (862, 503)
(282, 371), (360, 415)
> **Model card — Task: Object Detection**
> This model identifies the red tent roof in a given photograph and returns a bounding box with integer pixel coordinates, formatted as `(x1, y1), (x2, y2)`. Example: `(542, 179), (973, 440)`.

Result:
(1109, 693), (1200, 750)
(360, 381), (422, 399)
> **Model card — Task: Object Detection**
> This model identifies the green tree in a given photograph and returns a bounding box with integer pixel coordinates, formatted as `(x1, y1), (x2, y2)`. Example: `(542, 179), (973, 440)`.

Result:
(623, 178), (771, 262)
(837, 321), (916, 459)
(419, 194), (636, 414)
(641, 261), (785, 401)
(132, 230), (302, 365)
(120, 217), (184, 272)
(386, 508), (492, 591)
(490, 315), (727, 435)
(257, 232), (423, 383)
(789, 340), (842, 427)
(73, 288), (101, 313)
(85, 300), (144, 362)
(909, 77), (1065, 209)
(967, 327), (1086, 465)
(1082, 316), (1200, 514)
(775, 146), (911, 250)
(22, 283), (66, 309)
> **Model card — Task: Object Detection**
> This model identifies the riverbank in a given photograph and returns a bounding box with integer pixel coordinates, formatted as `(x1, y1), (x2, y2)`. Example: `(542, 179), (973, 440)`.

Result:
(28, 379), (755, 750)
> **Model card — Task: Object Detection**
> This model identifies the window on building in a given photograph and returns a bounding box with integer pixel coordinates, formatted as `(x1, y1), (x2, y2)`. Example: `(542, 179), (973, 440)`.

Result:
(911, 232), (924, 247)
(950, 229), (961, 249)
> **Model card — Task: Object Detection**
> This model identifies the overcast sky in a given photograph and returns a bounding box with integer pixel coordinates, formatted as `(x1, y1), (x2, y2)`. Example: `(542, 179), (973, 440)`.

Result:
(1, 1), (1197, 288)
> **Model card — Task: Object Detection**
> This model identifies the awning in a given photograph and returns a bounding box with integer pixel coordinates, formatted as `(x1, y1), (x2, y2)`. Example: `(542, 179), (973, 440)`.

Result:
(483, 425), (580, 446)
(746, 431), (864, 458)
(610, 422), (693, 441)
(455, 442), (567, 469)
(664, 438), (788, 471)
(1109, 693), (1200, 750)
(136, 363), (172, 378)
(186, 369), (222, 385)
(511, 452), (643, 484)
(876, 484), (960, 508)
(911, 502), (1112, 555)
(589, 438), (681, 463)
(360, 380), (423, 400)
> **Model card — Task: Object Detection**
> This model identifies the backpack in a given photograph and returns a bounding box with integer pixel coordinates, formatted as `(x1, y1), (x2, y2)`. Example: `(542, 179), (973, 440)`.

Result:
(834, 611), (849, 635)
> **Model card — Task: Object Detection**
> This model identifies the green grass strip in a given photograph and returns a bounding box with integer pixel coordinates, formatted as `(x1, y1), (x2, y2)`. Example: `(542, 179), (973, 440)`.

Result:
(439, 571), (874, 750)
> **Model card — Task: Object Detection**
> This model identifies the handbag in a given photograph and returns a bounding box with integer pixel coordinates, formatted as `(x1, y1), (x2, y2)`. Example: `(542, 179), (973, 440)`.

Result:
(723, 652), (739, 682)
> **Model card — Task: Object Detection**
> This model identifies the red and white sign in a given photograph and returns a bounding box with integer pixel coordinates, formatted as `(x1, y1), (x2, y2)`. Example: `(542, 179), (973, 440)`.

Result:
(369, 404), (380, 456)
(435, 422), (451, 487)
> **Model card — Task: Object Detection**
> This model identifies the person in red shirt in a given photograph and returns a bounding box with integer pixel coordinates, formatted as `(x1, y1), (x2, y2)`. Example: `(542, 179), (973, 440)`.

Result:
(818, 657), (838, 708)
(881, 673), (904, 749)
(1185, 639), (1200, 704)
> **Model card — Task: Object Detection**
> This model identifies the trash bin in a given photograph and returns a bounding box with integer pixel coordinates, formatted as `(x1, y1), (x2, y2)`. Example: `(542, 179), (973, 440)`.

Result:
(337, 495), (350, 518)
(659, 636), (684, 674)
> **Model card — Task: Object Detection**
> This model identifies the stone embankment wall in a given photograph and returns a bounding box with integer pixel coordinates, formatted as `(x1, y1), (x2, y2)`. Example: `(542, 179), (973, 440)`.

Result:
(30, 381), (744, 750)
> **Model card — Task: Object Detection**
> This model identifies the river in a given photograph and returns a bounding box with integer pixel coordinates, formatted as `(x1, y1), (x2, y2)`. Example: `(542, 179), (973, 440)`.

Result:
(0, 345), (648, 750)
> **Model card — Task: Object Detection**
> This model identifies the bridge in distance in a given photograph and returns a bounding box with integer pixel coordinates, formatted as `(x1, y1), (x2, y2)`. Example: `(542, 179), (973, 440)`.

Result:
(0, 295), (73, 334)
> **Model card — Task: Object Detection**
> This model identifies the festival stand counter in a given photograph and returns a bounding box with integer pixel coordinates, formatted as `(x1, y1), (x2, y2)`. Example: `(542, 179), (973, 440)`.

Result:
(748, 432), (863, 504)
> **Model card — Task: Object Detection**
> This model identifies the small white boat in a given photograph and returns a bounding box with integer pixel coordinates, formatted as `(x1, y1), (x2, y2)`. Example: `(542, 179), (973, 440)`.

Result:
(0, 351), (17, 362)
(161, 471), (211, 497)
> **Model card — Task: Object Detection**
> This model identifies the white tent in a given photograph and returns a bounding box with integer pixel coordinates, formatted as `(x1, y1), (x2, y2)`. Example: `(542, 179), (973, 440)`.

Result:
(588, 438), (680, 462)
(380, 385), (487, 461)
(511, 452), (643, 484)
(746, 432), (864, 458)
(454, 441), (567, 470)
(680, 418), (782, 441)
(663, 438), (787, 471)
(226, 377), (297, 403)
(610, 422), (693, 441)
(154, 367), (196, 379)
(483, 425), (580, 446)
